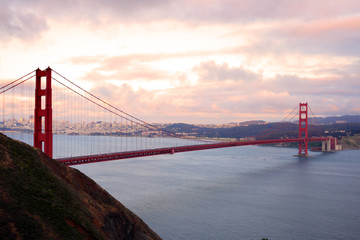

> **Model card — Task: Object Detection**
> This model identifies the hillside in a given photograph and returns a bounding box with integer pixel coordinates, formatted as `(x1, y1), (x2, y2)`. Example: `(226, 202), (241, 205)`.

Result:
(312, 115), (360, 124)
(165, 122), (360, 140)
(339, 135), (360, 150)
(0, 133), (162, 240)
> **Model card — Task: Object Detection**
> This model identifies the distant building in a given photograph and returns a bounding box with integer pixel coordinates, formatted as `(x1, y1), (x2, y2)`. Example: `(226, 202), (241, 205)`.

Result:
(336, 120), (347, 124)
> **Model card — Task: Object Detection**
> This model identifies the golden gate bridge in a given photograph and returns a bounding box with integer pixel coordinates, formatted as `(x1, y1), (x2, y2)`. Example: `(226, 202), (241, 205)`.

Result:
(0, 67), (338, 166)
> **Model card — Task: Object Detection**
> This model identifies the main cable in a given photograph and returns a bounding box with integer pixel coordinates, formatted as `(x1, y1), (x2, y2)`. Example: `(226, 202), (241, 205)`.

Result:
(0, 70), (35, 90)
(0, 74), (35, 95)
(52, 70), (209, 143)
(250, 104), (298, 139)
(52, 69), (178, 137)
(254, 109), (298, 139)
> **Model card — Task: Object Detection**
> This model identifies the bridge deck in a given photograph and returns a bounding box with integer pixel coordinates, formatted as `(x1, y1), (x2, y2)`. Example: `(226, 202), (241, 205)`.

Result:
(57, 137), (327, 166)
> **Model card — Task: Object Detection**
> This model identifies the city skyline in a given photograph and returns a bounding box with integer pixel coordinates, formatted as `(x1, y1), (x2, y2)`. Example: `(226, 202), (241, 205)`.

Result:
(1, 0), (359, 124)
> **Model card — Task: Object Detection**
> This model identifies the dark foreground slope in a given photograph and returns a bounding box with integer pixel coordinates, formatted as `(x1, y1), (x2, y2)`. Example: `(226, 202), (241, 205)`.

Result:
(0, 133), (162, 240)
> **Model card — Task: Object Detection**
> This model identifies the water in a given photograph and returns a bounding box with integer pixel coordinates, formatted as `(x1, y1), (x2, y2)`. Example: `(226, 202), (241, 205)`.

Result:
(4, 132), (360, 239)
(74, 145), (360, 240)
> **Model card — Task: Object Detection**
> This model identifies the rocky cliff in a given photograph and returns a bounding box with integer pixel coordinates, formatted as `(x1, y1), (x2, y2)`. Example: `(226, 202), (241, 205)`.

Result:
(0, 133), (162, 240)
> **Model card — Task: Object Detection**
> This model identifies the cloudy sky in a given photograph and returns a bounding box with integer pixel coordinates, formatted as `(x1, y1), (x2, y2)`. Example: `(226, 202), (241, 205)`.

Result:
(1, 0), (359, 123)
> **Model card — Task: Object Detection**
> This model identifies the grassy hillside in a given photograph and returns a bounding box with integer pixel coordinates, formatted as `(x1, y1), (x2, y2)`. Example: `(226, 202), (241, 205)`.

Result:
(0, 133), (162, 240)
(339, 135), (360, 150)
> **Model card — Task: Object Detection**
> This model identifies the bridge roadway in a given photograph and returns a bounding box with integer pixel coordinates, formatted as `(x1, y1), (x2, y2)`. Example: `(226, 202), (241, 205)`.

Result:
(57, 137), (327, 166)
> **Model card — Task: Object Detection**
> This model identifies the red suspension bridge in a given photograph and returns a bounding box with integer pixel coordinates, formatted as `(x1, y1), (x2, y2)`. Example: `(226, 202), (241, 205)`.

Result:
(1, 67), (338, 166)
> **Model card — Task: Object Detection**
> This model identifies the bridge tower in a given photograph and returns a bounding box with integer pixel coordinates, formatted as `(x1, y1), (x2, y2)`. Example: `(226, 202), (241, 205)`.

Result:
(34, 67), (53, 158)
(298, 102), (308, 157)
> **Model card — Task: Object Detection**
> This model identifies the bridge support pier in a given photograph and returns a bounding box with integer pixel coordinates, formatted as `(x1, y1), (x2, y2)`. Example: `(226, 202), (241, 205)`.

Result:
(321, 137), (341, 152)
(322, 139), (331, 152)
(34, 67), (53, 158)
(298, 103), (308, 157)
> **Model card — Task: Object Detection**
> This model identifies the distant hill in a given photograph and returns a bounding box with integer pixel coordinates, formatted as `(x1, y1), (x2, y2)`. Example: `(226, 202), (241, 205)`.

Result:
(0, 133), (162, 240)
(339, 135), (360, 150)
(232, 115), (360, 127)
(228, 120), (266, 126)
(165, 122), (360, 139)
(311, 115), (360, 125)
(238, 120), (267, 126)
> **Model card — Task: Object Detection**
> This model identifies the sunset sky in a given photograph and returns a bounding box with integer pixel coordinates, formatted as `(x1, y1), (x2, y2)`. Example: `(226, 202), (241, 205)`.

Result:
(1, 0), (360, 123)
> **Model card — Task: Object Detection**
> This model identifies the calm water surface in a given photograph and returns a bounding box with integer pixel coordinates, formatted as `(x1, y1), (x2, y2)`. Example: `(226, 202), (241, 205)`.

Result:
(75, 146), (360, 240)
(5, 132), (360, 239)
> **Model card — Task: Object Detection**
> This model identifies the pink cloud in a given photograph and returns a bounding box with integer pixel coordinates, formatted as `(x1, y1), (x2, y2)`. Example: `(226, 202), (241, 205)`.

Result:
(193, 61), (259, 82)
(54, 59), (360, 123)
(282, 16), (360, 38)
(1, 59), (359, 124)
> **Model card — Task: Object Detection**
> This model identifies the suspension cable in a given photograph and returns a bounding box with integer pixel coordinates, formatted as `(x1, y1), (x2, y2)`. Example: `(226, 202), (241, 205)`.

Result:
(0, 70), (35, 90)
(52, 76), (194, 143)
(254, 109), (298, 139)
(250, 104), (298, 139)
(308, 104), (319, 125)
(52, 69), (181, 137)
(0, 74), (35, 95)
(52, 70), (209, 143)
